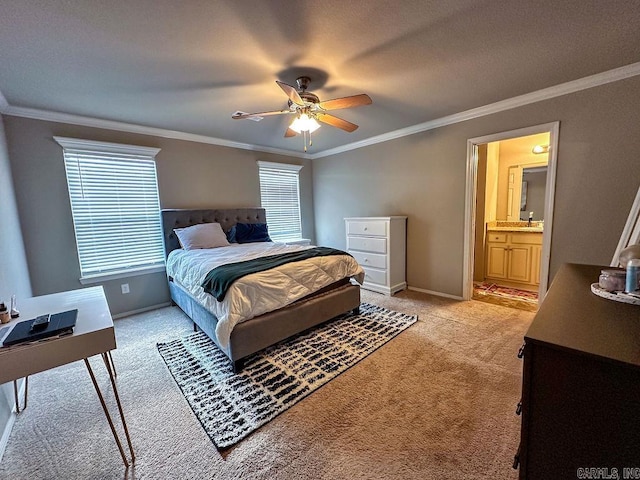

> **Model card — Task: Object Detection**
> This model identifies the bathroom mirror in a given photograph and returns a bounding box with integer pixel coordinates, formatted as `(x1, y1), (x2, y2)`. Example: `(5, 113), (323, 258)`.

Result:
(519, 166), (547, 221)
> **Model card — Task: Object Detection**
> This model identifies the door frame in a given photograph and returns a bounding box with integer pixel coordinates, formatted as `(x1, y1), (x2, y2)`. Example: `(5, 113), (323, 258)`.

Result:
(462, 121), (560, 301)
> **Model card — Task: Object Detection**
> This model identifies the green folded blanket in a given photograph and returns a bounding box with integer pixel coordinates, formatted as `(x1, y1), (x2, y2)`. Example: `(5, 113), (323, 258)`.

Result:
(201, 247), (350, 301)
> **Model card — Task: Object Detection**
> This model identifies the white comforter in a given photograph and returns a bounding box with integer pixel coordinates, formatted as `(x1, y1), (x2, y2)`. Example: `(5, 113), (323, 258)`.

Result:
(166, 242), (364, 351)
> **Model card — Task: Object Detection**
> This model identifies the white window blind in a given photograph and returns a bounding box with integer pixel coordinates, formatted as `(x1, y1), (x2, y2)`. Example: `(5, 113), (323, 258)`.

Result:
(257, 161), (304, 241)
(55, 137), (165, 280)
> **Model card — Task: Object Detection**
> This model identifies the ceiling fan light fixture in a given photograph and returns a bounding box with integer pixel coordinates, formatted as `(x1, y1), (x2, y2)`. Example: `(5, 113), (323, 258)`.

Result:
(289, 113), (321, 134)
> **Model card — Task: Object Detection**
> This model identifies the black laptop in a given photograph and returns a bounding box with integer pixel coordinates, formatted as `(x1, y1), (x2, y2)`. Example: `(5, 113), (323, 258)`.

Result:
(2, 309), (78, 346)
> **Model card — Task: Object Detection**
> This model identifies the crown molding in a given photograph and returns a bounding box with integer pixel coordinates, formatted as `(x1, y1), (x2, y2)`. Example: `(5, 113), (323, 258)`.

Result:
(1, 104), (308, 159)
(309, 61), (640, 159)
(2, 61), (639, 161)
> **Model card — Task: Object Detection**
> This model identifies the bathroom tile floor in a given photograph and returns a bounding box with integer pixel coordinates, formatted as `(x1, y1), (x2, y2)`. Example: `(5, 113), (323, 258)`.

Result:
(473, 281), (539, 312)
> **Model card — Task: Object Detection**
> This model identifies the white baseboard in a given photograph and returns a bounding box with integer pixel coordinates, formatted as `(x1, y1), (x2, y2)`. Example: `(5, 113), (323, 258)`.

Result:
(407, 286), (464, 301)
(112, 302), (171, 319)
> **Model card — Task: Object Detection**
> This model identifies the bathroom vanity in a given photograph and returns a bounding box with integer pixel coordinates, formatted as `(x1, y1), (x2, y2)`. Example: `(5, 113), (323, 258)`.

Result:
(485, 222), (543, 290)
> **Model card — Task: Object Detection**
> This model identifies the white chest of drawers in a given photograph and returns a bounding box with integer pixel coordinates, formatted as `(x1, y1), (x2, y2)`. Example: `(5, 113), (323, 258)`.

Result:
(345, 216), (407, 295)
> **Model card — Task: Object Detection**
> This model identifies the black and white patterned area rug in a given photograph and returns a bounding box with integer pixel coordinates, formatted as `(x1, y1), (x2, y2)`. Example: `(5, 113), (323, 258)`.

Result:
(157, 303), (417, 449)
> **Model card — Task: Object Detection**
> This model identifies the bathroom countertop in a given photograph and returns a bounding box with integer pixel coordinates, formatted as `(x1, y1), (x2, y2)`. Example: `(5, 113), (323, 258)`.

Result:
(487, 226), (544, 233)
(486, 221), (544, 233)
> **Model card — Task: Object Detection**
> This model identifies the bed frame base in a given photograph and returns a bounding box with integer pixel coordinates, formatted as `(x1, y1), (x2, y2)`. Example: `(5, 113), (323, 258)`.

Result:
(169, 279), (361, 371)
(222, 302), (358, 373)
(162, 208), (361, 373)
(232, 359), (244, 374)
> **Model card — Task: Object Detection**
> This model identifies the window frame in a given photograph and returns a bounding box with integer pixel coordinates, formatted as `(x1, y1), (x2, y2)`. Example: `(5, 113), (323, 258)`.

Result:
(55, 136), (165, 284)
(257, 160), (305, 242)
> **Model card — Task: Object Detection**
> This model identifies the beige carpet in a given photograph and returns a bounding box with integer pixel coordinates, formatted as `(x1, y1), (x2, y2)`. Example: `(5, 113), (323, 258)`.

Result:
(0, 290), (533, 479)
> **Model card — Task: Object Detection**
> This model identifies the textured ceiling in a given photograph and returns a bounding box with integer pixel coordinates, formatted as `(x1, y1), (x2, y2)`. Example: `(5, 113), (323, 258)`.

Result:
(1, 0), (639, 156)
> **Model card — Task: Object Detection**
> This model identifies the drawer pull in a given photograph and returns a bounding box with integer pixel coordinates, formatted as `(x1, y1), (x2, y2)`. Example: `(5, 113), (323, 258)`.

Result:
(364, 227), (368, 231)
(512, 444), (521, 469)
(515, 401), (522, 416)
(364, 258), (369, 263)
(517, 343), (526, 358)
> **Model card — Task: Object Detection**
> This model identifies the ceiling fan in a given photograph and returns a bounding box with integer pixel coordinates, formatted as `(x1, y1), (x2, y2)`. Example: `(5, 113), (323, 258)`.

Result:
(232, 76), (372, 151)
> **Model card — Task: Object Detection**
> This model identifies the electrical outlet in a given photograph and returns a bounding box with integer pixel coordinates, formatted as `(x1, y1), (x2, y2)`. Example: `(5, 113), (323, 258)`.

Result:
(121, 283), (130, 294)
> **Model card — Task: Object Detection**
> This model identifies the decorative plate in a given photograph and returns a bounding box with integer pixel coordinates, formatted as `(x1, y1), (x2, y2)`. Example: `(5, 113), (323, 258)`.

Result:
(591, 283), (640, 305)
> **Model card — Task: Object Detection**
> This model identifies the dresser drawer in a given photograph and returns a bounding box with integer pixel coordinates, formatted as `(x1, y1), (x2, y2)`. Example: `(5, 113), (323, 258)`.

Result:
(362, 267), (388, 286)
(487, 232), (507, 243)
(347, 236), (387, 254)
(349, 250), (387, 270)
(510, 232), (543, 245)
(346, 220), (387, 237)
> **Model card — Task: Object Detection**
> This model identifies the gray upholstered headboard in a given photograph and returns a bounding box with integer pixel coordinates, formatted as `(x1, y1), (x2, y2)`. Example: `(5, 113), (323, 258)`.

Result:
(161, 208), (267, 256)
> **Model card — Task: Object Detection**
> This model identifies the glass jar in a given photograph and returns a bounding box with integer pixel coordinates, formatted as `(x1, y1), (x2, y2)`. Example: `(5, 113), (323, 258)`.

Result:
(598, 269), (627, 292)
(0, 302), (9, 324)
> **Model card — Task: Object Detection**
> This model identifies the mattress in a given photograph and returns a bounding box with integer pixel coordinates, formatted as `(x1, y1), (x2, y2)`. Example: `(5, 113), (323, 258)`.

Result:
(166, 242), (364, 349)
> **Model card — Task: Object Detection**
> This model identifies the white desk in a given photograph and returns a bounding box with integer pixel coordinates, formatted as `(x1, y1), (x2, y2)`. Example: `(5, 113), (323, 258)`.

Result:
(0, 286), (134, 467)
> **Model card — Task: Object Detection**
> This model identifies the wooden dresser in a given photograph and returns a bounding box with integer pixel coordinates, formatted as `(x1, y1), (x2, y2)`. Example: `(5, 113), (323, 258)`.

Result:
(344, 216), (407, 295)
(514, 263), (640, 479)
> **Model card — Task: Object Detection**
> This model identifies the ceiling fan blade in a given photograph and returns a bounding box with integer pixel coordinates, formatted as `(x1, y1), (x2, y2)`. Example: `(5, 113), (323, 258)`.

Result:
(284, 128), (297, 138)
(316, 113), (359, 133)
(232, 109), (292, 119)
(276, 80), (304, 106)
(318, 94), (372, 111)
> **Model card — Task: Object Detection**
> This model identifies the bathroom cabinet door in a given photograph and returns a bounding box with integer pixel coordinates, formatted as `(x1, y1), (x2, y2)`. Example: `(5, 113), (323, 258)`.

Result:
(531, 246), (541, 286)
(507, 245), (532, 283)
(486, 245), (509, 279)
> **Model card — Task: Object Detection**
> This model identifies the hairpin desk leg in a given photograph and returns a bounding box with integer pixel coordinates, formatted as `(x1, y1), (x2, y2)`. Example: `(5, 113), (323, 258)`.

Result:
(106, 350), (117, 377)
(101, 352), (135, 463)
(13, 377), (28, 414)
(84, 358), (130, 468)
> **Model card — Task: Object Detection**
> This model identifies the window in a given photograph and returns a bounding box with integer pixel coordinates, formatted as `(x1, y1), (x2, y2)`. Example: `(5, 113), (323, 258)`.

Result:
(55, 137), (165, 282)
(257, 161), (304, 241)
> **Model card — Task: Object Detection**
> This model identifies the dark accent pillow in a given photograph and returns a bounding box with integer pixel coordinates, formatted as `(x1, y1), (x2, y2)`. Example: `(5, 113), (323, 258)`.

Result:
(226, 225), (237, 243)
(234, 222), (272, 243)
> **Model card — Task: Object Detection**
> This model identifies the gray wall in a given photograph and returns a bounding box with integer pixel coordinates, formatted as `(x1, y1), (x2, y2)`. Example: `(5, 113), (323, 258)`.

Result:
(313, 76), (640, 297)
(3, 76), (640, 305)
(3, 116), (314, 316)
(0, 116), (32, 442)
(1, 72), (639, 442)
(0, 118), (32, 307)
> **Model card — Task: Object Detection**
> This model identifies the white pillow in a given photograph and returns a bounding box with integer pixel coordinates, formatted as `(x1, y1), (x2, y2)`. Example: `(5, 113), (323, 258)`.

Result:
(174, 223), (230, 250)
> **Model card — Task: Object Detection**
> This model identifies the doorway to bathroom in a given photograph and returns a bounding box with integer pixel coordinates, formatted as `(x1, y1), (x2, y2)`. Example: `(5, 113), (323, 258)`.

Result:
(462, 122), (559, 309)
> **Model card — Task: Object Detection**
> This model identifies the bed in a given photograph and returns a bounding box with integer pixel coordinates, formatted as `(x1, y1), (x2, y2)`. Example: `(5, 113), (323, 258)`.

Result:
(162, 208), (363, 372)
